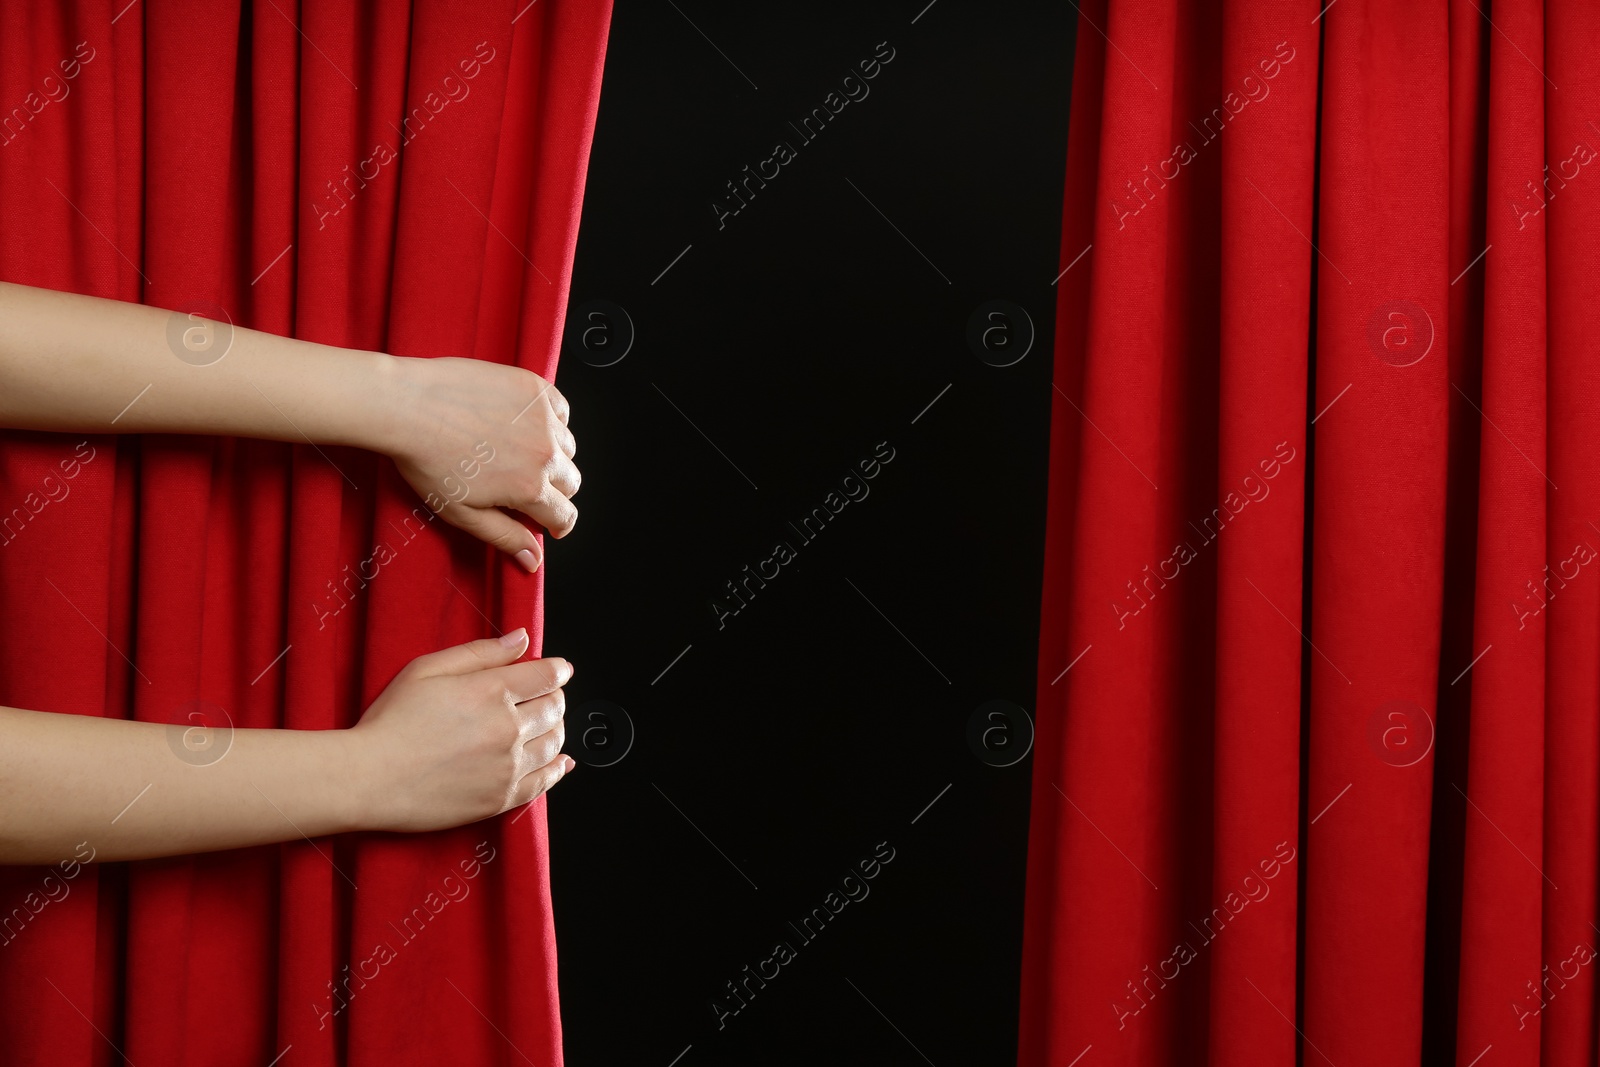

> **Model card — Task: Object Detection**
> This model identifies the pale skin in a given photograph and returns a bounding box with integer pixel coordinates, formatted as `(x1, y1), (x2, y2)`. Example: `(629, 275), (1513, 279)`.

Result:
(0, 281), (580, 864)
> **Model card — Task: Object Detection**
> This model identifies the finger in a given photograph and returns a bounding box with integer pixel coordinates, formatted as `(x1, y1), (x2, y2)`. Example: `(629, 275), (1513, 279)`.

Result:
(407, 628), (529, 679)
(522, 720), (566, 766)
(514, 689), (567, 739)
(511, 753), (573, 808)
(544, 381), (571, 427)
(557, 424), (577, 460)
(547, 453), (581, 499)
(515, 487), (578, 540)
(439, 504), (543, 573)
(484, 657), (572, 704)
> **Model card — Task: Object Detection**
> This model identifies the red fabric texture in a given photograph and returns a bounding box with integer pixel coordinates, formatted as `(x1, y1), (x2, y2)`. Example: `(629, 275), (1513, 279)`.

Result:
(0, 2), (609, 1064)
(1022, 1), (1591, 1065)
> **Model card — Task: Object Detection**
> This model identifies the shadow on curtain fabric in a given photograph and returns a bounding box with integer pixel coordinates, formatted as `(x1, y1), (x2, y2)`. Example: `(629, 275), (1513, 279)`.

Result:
(1022, 1), (1595, 1065)
(0, 2), (609, 1063)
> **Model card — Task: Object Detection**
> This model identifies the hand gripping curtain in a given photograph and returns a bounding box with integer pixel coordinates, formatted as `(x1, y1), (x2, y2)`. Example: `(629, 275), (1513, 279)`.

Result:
(0, 2), (610, 1064)
(1022, 1), (1596, 1066)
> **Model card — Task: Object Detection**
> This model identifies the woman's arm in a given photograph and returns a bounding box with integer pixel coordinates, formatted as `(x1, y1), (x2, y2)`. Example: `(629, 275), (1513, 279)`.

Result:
(0, 280), (580, 569)
(0, 283), (581, 863)
(0, 630), (572, 864)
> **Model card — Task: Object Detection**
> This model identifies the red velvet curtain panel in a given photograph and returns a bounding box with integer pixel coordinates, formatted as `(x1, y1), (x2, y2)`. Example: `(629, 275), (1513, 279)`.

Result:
(0, 2), (609, 1064)
(1022, 1), (1594, 1065)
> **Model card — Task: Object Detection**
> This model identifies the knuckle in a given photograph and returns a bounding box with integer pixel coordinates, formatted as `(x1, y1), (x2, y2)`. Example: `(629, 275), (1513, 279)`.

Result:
(527, 695), (558, 736)
(539, 660), (564, 692)
(526, 693), (554, 732)
(541, 704), (563, 736)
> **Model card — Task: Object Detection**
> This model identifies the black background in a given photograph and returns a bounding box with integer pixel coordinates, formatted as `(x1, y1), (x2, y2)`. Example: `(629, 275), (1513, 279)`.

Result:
(546, 2), (1075, 1063)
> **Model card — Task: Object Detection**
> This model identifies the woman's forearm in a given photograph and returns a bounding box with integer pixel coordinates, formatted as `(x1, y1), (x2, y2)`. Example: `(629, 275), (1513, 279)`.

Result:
(0, 280), (402, 452)
(0, 631), (574, 866)
(0, 279), (582, 559)
(0, 705), (365, 865)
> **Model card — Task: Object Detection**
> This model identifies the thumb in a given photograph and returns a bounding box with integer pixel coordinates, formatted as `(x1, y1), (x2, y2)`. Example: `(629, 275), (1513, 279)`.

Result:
(409, 628), (530, 678)
(442, 504), (543, 574)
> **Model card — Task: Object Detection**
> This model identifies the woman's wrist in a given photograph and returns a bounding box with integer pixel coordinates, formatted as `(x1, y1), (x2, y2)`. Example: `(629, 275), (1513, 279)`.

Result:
(329, 725), (385, 834)
(330, 347), (412, 456)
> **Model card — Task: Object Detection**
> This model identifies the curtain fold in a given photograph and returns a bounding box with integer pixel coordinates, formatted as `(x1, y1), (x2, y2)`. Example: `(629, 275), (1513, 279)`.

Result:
(0, 2), (610, 1064)
(1023, 2), (1590, 1065)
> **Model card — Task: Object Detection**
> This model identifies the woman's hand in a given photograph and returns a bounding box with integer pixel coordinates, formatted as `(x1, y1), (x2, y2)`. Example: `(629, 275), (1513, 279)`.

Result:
(348, 628), (574, 832)
(384, 355), (581, 572)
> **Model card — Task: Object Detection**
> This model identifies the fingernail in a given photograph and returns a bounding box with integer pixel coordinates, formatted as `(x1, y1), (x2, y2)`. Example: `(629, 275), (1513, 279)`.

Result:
(562, 755), (576, 774)
(499, 627), (528, 649)
(515, 547), (541, 573)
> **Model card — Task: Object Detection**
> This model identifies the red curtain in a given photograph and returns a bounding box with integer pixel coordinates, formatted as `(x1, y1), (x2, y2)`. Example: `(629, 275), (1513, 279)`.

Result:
(0, 2), (609, 1064)
(1022, 1), (1593, 1065)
